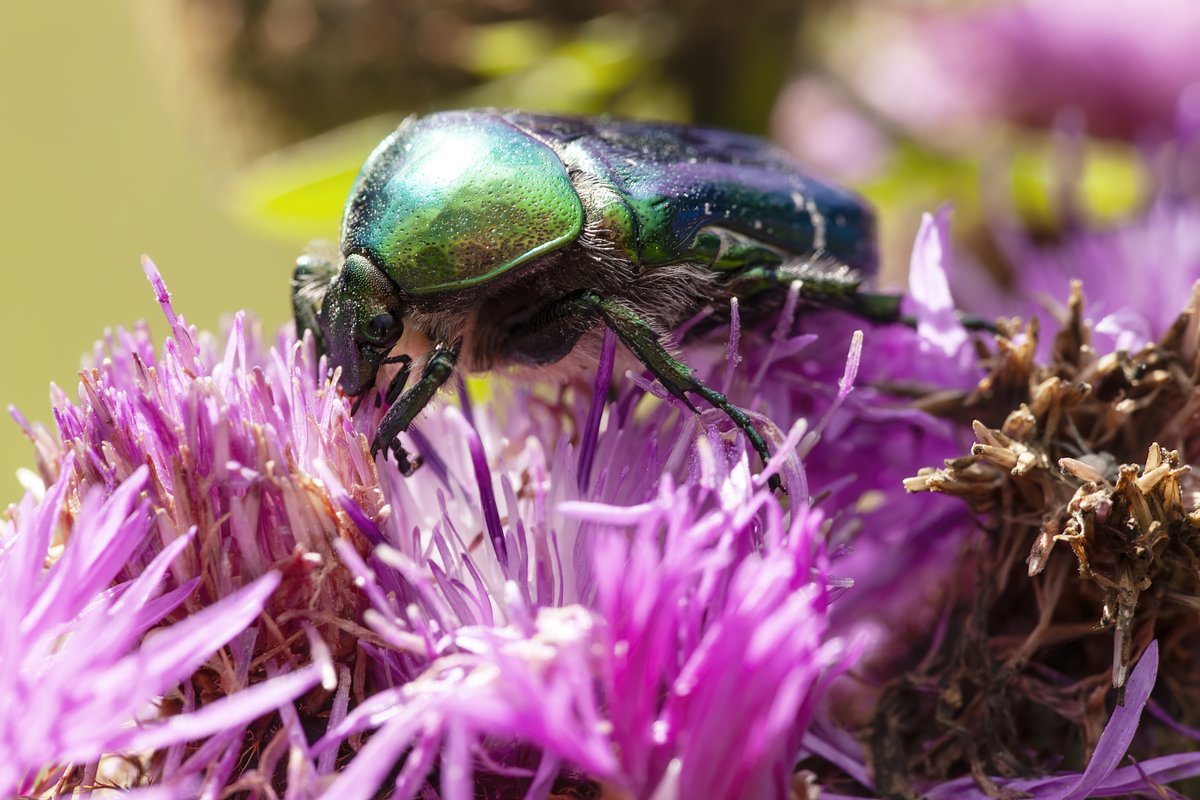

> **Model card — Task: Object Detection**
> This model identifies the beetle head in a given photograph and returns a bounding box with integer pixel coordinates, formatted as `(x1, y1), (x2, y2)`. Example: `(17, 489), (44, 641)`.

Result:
(320, 253), (406, 396)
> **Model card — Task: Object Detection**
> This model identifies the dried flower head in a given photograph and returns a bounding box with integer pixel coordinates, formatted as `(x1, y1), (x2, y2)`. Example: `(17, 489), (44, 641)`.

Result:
(891, 215), (1200, 792)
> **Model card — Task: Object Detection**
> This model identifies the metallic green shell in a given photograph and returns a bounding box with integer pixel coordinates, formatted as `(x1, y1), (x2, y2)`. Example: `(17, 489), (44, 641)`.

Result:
(341, 111), (585, 295)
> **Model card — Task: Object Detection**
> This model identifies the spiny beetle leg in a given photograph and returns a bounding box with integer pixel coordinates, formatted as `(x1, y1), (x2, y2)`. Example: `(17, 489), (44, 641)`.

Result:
(896, 311), (998, 334)
(569, 290), (781, 493)
(371, 341), (460, 473)
(730, 263), (904, 325)
(731, 263), (999, 333)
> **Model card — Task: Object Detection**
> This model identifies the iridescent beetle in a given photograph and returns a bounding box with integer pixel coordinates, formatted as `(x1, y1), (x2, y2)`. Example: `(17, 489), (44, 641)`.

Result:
(292, 110), (902, 488)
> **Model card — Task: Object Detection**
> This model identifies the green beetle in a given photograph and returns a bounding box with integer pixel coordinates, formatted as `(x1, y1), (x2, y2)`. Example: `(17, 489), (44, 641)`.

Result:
(293, 110), (902, 487)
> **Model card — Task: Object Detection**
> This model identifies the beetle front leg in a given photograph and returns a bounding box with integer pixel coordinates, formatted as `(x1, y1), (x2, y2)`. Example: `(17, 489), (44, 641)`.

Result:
(351, 354), (412, 416)
(371, 341), (460, 474)
(566, 291), (781, 492)
(381, 354), (413, 406)
(291, 245), (339, 359)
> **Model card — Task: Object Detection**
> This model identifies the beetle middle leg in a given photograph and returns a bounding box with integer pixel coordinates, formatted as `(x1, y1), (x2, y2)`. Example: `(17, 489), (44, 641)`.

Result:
(371, 341), (460, 474)
(506, 290), (781, 491)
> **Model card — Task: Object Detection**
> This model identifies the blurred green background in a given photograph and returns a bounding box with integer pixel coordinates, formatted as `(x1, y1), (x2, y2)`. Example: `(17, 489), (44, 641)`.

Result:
(1, 0), (1155, 504)
(0, 0), (812, 502)
(0, 3), (296, 501)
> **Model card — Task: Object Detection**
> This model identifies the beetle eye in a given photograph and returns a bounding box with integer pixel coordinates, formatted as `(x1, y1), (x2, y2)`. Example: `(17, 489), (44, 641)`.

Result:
(365, 312), (401, 345)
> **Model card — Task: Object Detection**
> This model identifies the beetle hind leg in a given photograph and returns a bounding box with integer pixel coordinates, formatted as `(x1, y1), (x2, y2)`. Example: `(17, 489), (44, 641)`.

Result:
(728, 261), (905, 325)
(728, 260), (998, 333)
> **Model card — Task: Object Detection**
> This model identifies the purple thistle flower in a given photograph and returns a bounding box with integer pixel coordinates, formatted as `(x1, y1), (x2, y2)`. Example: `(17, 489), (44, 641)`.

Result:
(812, 0), (1200, 146)
(9, 257), (382, 794)
(782, 211), (980, 693)
(251, 213), (995, 797)
(0, 460), (331, 796)
(990, 196), (1200, 355)
(17, 256), (384, 655)
(15, 199), (1198, 798)
(312, 476), (860, 799)
(8, 235), (978, 795)
(913, 0), (1200, 141)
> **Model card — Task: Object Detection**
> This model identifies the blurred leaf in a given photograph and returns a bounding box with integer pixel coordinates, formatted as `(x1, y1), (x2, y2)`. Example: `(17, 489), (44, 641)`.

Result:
(230, 116), (400, 241)
(457, 14), (663, 114)
(464, 20), (555, 79)
(1009, 146), (1056, 228)
(1010, 138), (1144, 228)
(1079, 143), (1143, 221)
(558, 17), (643, 93)
(857, 144), (983, 278)
(860, 144), (980, 213)
(611, 79), (690, 122)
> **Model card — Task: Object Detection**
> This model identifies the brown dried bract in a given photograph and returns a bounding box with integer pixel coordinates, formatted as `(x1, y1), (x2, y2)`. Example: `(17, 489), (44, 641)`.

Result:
(875, 282), (1200, 797)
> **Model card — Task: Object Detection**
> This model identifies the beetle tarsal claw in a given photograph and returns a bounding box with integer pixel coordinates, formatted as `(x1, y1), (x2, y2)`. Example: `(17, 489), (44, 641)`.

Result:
(369, 430), (421, 475)
(389, 439), (422, 475)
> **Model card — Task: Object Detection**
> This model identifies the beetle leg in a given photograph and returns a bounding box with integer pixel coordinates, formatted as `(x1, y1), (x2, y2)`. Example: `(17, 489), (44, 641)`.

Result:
(729, 263), (999, 333)
(568, 291), (781, 492)
(355, 354), (412, 413)
(291, 245), (339, 358)
(381, 354), (413, 406)
(371, 341), (460, 474)
(728, 263), (905, 325)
